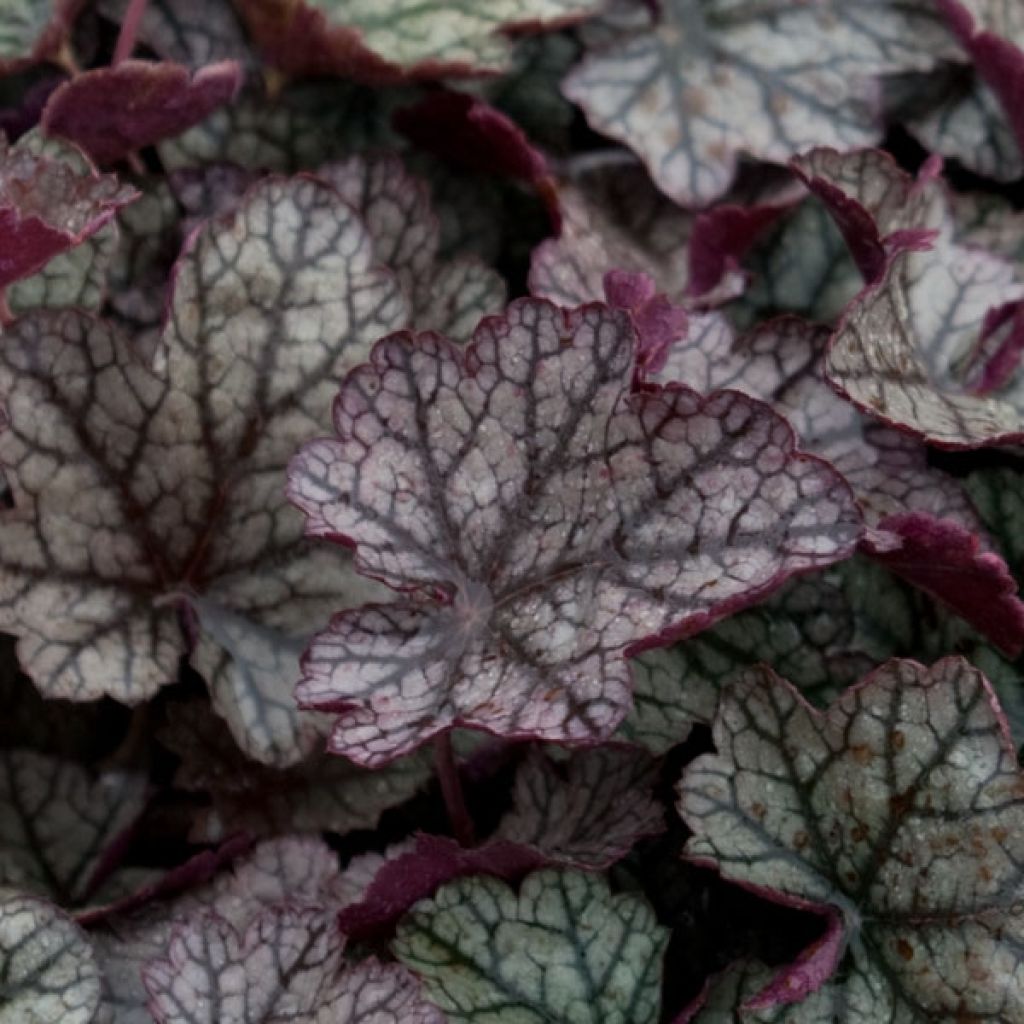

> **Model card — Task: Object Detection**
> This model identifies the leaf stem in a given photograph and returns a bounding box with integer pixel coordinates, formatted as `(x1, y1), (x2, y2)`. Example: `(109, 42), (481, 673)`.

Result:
(434, 733), (476, 847)
(113, 0), (149, 65)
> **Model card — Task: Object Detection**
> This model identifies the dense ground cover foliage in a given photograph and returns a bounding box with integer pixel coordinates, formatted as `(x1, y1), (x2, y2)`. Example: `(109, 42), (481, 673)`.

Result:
(0, 0), (1023, 1020)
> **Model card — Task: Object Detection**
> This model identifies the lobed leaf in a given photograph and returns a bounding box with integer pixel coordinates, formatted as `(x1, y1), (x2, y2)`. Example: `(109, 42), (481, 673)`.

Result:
(288, 298), (861, 765)
(679, 658), (1024, 1020)
(563, 0), (956, 206)
(393, 868), (668, 1024)
(0, 177), (405, 766)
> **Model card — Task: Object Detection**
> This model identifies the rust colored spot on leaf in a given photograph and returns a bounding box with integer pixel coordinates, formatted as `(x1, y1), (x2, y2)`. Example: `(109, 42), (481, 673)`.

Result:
(896, 938), (914, 961)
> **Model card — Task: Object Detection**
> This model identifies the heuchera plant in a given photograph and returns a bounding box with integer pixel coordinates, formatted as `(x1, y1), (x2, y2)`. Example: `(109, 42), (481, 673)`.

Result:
(0, 1), (1023, 1021)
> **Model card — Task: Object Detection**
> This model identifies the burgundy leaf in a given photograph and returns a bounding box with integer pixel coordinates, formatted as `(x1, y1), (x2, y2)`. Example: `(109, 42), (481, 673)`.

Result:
(288, 299), (861, 765)
(0, 130), (136, 293)
(42, 60), (243, 166)
(602, 268), (688, 375)
(866, 512), (1024, 658)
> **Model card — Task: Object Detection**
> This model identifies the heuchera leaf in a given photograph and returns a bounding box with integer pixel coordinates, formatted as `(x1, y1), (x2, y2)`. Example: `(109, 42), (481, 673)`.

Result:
(159, 699), (430, 842)
(318, 958), (445, 1024)
(0, 130), (136, 297)
(0, 0), (81, 76)
(143, 905), (347, 1024)
(815, 151), (1024, 448)
(0, 749), (147, 907)
(393, 868), (668, 1024)
(0, 177), (406, 766)
(562, 0), (956, 206)
(233, 0), (605, 81)
(41, 59), (243, 166)
(678, 658), (1024, 1020)
(0, 888), (101, 1024)
(494, 745), (665, 868)
(93, 836), (352, 1021)
(659, 313), (1024, 654)
(288, 297), (861, 766)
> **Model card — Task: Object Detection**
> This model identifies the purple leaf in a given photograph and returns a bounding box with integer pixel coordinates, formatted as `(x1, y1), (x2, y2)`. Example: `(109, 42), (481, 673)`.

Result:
(563, 0), (957, 206)
(0, 0), (81, 75)
(602, 268), (688, 374)
(233, 0), (605, 81)
(42, 59), (243, 166)
(324, 958), (445, 1024)
(0, 178), (405, 763)
(679, 657), (1024, 1020)
(494, 745), (665, 868)
(288, 298), (861, 765)
(0, 130), (136, 293)
(866, 512), (1024, 658)
(0, 750), (148, 908)
(0, 889), (102, 1024)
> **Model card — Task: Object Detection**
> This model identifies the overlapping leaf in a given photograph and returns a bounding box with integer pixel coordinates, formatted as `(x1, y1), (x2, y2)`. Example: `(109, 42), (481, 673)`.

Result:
(563, 0), (955, 206)
(159, 699), (430, 841)
(288, 298), (861, 766)
(234, 0), (605, 81)
(0, 177), (406, 768)
(0, 889), (101, 1024)
(818, 153), (1024, 448)
(41, 59), (242, 166)
(679, 658), (1024, 1020)
(0, 129), (136, 301)
(393, 869), (668, 1023)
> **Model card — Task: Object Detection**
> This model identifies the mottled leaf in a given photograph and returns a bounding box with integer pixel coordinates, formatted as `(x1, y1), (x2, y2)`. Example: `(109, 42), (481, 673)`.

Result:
(0, 889), (101, 1024)
(495, 745), (663, 868)
(41, 60), (242, 166)
(143, 906), (346, 1024)
(0, 176), (405, 740)
(0, 0), (80, 75)
(679, 658), (1024, 1020)
(563, 0), (955, 206)
(393, 869), (668, 1024)
(0, 130), (136, 295)
(288, 298), (861, 765)
(234, 0), (605, 81)
(160, 699), (430, 842)
(0, 750), (147, 907)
